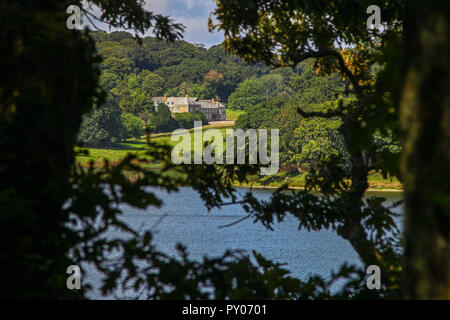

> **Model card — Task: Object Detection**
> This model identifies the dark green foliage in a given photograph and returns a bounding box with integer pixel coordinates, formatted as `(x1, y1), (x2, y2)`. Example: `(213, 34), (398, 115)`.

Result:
(99, 72), (120, 92)
(147, 103), (178, 133)
(121, 112), (144, 139)
(171, 82), (209, 99)
(212, 0), (408, 298)
(235, 94), (288, 129)
(399, 0), (450, 299)
(102, 56), (134, 77)
(78, 99), (125, 146)
(174, 112), (208, 129)
(93, 32), (268, 102)
(112, 70), (164, 115)
(228, 78), (266, 110)
(0, 0), (159, 298)
(104, 31), (134, 42)
(291, 117), (345, 170)
(234, 66), (349, 170)
(228, 69), (294, 110)
(288, 60), (345, 106)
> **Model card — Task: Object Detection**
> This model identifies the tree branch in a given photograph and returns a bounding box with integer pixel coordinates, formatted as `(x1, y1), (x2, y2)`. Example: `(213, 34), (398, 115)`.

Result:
(218, 215), (251, 228)
(296, 107), (343, 119)
(296, 97), (345, 119)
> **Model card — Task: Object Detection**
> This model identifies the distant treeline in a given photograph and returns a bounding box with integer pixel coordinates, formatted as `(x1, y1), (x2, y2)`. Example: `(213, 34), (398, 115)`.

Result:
(78, 31), (271, 146)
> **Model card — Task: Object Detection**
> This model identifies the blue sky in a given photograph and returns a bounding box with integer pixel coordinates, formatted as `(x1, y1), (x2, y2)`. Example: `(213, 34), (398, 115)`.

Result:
(83, 0), (224, 48)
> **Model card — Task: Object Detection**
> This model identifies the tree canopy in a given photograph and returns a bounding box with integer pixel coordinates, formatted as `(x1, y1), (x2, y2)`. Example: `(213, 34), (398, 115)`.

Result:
(211, 0), (449, 299)
(92, 30), (268, 102)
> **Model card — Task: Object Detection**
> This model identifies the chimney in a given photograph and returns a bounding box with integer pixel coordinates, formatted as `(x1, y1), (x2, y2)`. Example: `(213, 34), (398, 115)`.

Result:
(163, 95), (167, 102)
(211, 98), (215, 104)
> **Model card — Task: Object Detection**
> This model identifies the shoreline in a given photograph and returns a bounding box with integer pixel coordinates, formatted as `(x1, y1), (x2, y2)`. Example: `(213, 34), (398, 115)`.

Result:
(232, 183), (403, 193)
(76, 162), (403, 193)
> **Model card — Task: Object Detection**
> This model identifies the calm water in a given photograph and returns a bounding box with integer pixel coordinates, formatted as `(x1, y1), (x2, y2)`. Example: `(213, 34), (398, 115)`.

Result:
(84, 187), (403, 299)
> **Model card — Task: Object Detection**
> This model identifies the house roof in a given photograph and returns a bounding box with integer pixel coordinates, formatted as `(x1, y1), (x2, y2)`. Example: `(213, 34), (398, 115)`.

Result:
(152, 96), (225, 108)
(199, 100), (225, 108)
(152, 96), (199, 105)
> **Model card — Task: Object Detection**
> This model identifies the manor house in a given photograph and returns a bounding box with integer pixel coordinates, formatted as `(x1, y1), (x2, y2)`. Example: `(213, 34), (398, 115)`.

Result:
(152, 96), (226, 121)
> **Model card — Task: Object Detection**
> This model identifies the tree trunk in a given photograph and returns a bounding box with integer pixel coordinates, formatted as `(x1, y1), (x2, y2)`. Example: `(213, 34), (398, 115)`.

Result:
(401, 0), (450, 299)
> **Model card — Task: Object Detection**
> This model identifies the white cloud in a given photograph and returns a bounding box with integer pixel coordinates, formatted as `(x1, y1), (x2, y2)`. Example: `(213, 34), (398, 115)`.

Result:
(82, 0), (223, 47)
(177, 16), (223, 47)
(144, 0), (170, 14)
(144, 0), (223, 46)
(145, 0), (214, 18)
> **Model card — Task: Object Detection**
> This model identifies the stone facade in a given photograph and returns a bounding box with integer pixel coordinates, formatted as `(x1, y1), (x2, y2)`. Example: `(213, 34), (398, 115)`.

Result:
(152, 96), (226, 121)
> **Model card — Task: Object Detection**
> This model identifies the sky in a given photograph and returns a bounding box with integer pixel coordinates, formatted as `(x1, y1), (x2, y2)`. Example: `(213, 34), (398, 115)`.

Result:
(83, 0), (224, 48)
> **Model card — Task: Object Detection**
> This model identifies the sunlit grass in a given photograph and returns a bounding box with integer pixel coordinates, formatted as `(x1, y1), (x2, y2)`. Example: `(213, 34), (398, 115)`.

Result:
(75, 122), (235, 165)
(226, 109), (245, 120)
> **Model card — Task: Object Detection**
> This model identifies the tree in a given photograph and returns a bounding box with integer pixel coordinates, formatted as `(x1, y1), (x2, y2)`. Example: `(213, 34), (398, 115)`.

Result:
(400, 0), (450, 299)
(272, 102), (304, 165)
(291, 116), (346, 171)
(235, 95), (287, 130)
(228, 78), (266, 110)
(288, 60), (345, 106)
(120, 38), (156, 70)
(99, 72), (120, 92)
(176, 81), (192, 96)
(102, 57), (135, 76)
(174, 112), (208, 129)
(97, 41), (129, 60)
(148, 103), (178, 133)
(0, 0), (185, 299)
(134, 70), (165, 97)
(121, 112), (144, 140)
(259, 73), (286, 101)
(173, 82), (209, 99)
(203, 70), (225, 98)
(210, 0), (418, 299)
(78, 99), (125, 146)
(188, 83), (209, 99)
(112, 70), (164, 116)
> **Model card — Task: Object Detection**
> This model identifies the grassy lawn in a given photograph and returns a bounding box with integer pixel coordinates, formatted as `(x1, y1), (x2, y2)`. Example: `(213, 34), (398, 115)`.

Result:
(75, 122), (235, 165)
(226, 109), (245, 120)
(75, 143), (147, 165)
(76, 122), (402, 190)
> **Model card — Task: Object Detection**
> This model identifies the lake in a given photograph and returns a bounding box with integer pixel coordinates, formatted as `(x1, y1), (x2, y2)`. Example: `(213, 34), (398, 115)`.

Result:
(83, 187), (403, 299)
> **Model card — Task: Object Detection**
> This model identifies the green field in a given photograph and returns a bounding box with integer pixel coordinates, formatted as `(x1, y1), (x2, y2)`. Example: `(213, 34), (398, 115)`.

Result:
(75, 141), (149, 164)
(226, 109), (245, 120)
(76, 122), (402, 190)
(76, 123), (235, 165)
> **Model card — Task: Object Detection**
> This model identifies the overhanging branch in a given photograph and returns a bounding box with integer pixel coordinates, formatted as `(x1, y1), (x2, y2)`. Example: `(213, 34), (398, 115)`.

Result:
(297, 98), (345, 119)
